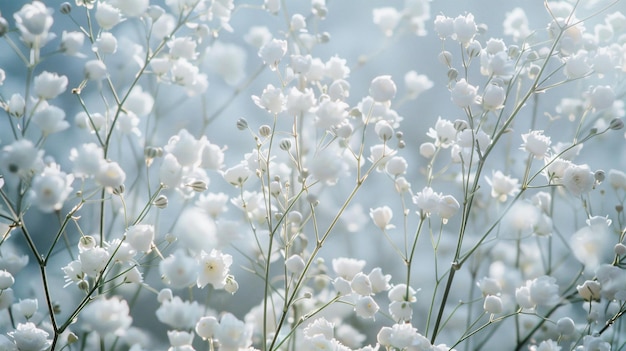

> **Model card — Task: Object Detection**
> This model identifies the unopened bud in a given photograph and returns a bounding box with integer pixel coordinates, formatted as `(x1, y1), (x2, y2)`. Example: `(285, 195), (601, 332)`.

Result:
(60, 2), (72, 14)
(609, 118), (624, 130)
(236, 118), (248, 130)
(153, 195), (168, 209)
(397, 140), (406, 149)
(614, 243), (626, 256)
(79, 235), (96, 251)
(0, 17), (8, 37)
(319, 32), (330, 43)
(78, 280), (89, 291)
(594, 170), (605, 183)
(66, 332), (78, 344)
(447, 68), (458, 82)
(467, 40), (481, 57)
(454, 119), (469, 131)
(112, 185), (125, 195)
(187, 180), (208, 192)
(259, 124), (272, 137)
(438, 51), (453, 67)
(280, 139), (292, 151)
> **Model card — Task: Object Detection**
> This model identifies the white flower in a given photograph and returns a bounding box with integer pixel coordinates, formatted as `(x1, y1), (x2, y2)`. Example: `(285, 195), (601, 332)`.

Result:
(437, 194), (460, 222)
(84, 60), (108, 80)
(483, 295), (503, 314)
(264, 0), (280, 13)
(332, 258), (365, 280)
(168, 330), (194, 347)
(125, 224), (155, 253)
(556, 317), (576, 335)
(95, 2), (122, 29)
(222, 163), (252, 187)
(0, 270), (14, 289)
(168, 36), (197, 60)
(587, 85), (615, 110)
(354, 295), (379, 319)
(369, 75), (397, 102)
(503, 7), (531, 41)
(562, 164), (594, 196)
(252, 84), (285, 114)
(286, 87), (315, 116)
(165, 129), (202, 167)
(315, 99), (348, 129)
(373, 7), (400, 37)
(195, 316), (218, 340)
(515, 283), (534, 309)
(521, 130), (551, 159)
(6, 94), (26, 118)
(205, 41), (247, 86)
(596, 264), (626, 300)
(95, 160), (126, 189)
(30, 164), (73, 213)
(571, 216), (614, 271)
(258, 39), (287, 70)
(420, 142), (437, 158)
(368, 267), (391, 293)
(79, 246), (110, 277)
(197, 249), (232, 289)
(304, 318), (334, 340)
(413, 187), (441, 215)
(33, 71), (68, 100)
(32, 104), (70, 135)
(8, 322), (51, 351)
(486, 171), (520, 202)
(325, 55), (351, 80)
(351, 272), (373, 296)
(80, 296), (132, 336)
(608, 169), (626, 190)
(404, 70), (433, 99)
(159, 154), (183, 189)
(453, 13), (477, 45)
(285, 255), (305, 275)
(370, 206), (394, 230)
(434, 15), (454, 39)
(60, 31), (85, 56)
(110, 0), (148, 17)
(244, 26), (272, 48)
(160, 249), (198, 289)
(451, 79), (479, 107)
(529, 276), (560, 306)
(482, 83), (505, 110)
(14, 1), (55, 47)
(156, 296), (203, 330)
(427, 117), (457, 148)
(94, 32), (118, 55)
(563, 51), (590, 79)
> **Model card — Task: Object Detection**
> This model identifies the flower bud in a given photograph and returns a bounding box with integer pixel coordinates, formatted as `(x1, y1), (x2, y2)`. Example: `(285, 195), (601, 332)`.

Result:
(447, 68), (458, 82)
(279, 139), (291, 151)
(419, 142), (436, 158)
(18, 299), (38, 319)
(66, 332), (78, 344)
(594, 170), (605, 183)
(187, 180), (208, 192)
(60, 2), (72, 14)
(153, 195), (168, 209)
(236, 118), (248, 130)
(224, 276), (238, 294)
(557, 317), (576, 335)
(438, 51), (453, 66)
(78, 235), (96, 251)
(614, 243), (626, 256)
(0, 17), (8, 37)
(466, 40), (481, 57)
(259, 124), (272, 137)
(0, 270), (14, 289)
(375, 120), (394, 141)
(609, 118), (624, 130)
(483, 295), (502, 314)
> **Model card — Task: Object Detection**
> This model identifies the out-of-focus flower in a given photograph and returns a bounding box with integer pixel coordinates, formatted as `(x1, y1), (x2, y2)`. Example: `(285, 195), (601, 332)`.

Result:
(369, 75), (397, 102)
(14, 1), (55, 48)
(521, 130), (551, 159)
(373, 7), (401, 37)
(451, 79), (479, 107)
(562, 164), (594, 196)
(486, 171), (520, 202)
(34, 71), (68, 100)
(80, 296), (132, 336)
(30, 164), (73, 213)
(8, 322), (51, 351)
(258, 39), (287, 70)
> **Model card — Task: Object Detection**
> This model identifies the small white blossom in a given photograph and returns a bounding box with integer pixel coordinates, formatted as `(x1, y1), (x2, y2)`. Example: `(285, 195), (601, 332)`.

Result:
(80, 296), (132, 336)
(369, 75), (397, 102)
(95, 2), (122, 29)
(34, 71), (68, 100)
(197, 249), (232, 289)
(8, 322), (51, 351)
(562, 164), (594, 196)
(486, 171), (520, 202)
(370, 206), (394, 230)
(451, 79), (479, 107)
(521, 130), (551, 159)
(258, 39), (287, 70)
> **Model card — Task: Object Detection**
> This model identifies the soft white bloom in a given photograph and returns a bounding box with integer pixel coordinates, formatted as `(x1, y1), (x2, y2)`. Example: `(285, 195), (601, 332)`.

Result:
(34, 71), (68, 100)
(95, 160), (126, 189)
(420, 142), (437, 158)
(587, 85), (615, 110)
(486, 171), (520, 202)
(434, 15), (454, 39)
(325, 55), (351, 80)
(165, 129), (202, 167)
(32, 104), (69, 135)
(351, 272), (373, 296)
(264, 0), (280, 13)
(168, 36), (197, 60)
(223, 163), (252, 186)
(156, 296), (203, 330)
(370, 206), (394, 230)
(304, 317), (334, 340)
(252, 84), (285, 114)
(482, 83), (505, 110)
(80, 296), (132, 336)
(285, 255), (305, 275)
(483, 295), (503, 314)
(515, 283), (534, 309)
(453, 13), (477, 45)
(530, 340), (561, 351)
(369, 75), (397, 102)
(14, 1), (55, 47)
(160, 250), (198, 289)
(8, 322), (51, 351)
(608, 169), (626, 190)
(404, 70), (433, 98)
(315, 99), (348, 129)
(451, 79), (479, 107)
(167, 330), (194, 347)
(125, 224), (155, 253)
(373, 7), (401, 37)
(529, 276), (560, 306)
(207, 313), (253, 350)
(576, 280), (601, 301)
(572, 216), (614, 271)
(332, 258), (365, 280)
(354, 295), (379, 319)
(160, 154), (183, 189)
(290, 14), (307, 32)
(79, 246), (110, 277)
(562, 164), (594, 196)
(0, 288), (14, 310)
(286, 87), (315, 116)
(556, 317), (576, 336)
(563, 51), (591, 79)
(503, 7), (531, 41)
(195, 316), (218, 340)
(521, 130), (551, 159)
(110, 0), (149, 17)
(258, 39), (287, 70)
(414, 187), (441, 215)
(94, 32), (118, 55)
(6, 94), (26, 118)
(197, 249), (232, 289)
(369, 267), (391, 293)
(477, 277), (501, 296)
(85, 60), (108, 80)
(244, 26), (272, 48)
(0, 270), (15, 289)
(171, 59), (200, 87)
(595, 264), (626, 300)
(95, 2), (122, 29)
(30, 164), (73, 213)
(437, 194), (460, 222)
(205, 41), (247, 86)
(60, 31), (85, 56)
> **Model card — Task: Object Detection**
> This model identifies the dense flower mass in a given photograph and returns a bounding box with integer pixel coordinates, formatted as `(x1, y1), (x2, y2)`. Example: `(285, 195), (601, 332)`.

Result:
(0, 0), (625, 350)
